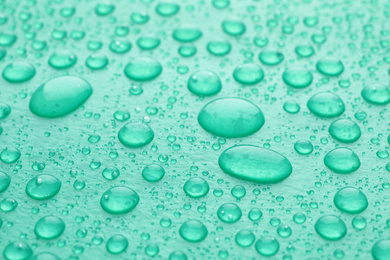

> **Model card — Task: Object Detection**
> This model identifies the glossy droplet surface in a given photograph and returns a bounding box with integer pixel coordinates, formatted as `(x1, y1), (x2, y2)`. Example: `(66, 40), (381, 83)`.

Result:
(29, 252), (60, 260)
(315, 215), (347, 240)
(48, 51), (77, 69)
(198, 98), (265, 138)
(307, 92), (345, 118)
(0, 198), (18, 212)
(124, 57), (162, 81)
(183, 177), (209, 198)
(233, 63), (264, 85)
(102, 167), (120, 180)
(137, 36), (160, 50)
(219, 145), (292, 184)
(187, 70), (222, 96)
(372, 239), (390, 260)
(222, 20), (246, 36)
(2, 61), (36, 83)
(0, 103), (11, 119)
(258, 50), (284, 65)
(142, 164), (165, 182)
(282, 67), (313, 88)
(106, 234), (128, 254)
(294, 139), (313, 155)
(25, 174), (61, 200)
(255, 236), (279, 256)
(100, 186), (139, 214)
(172, 25), (202, 42)
(155, 2), (180, 17)
(207, 39), (231, 56)
(334, 187), (368, 214)
(217, 203), (242, 223)
(179, 220), (208, 242)
(0, 171), (11, 193)
(316, 57), (344, 76)
(0, 148), (20, 164)
(29, 76), (93, 118)
(361, 83), (390, 105)
(85, 53), (108, 70)
(324, 148), (360, 174)
(283, 100), (300, 114)
(3, 241), (33, 260)
(118, 122), (154, 148)
(34, 216), (65, 239)
(235, 230), (255, 247)
(329, 119), (361, 143)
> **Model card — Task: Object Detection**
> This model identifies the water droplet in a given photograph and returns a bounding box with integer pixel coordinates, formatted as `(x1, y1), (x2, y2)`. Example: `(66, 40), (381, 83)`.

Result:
(3, 241), (32, 260)
(361, 83), (390, 105)
(329, 119), (361, 143)
(2, 61), (36, 83)
(334, 187), (368, 214)
(48, 51), (77, 69)
(106, 234), (128, 254)
(187, 70), (222, 96)
(307, 92), (345, 118)
(34, 216), (65, 240)
(222, 20), (246, 36)
(283, 100), (300, 114)
(248, 208), (262, 221)
(145, 243), (160, 257)
(0, 103), (11, 119)
(178, 44), (196, 57)
(0, 171), (11, 193)
(29, 252), (60, 260)
(277, 225), (292, 238)
(0, 147), (21, 164)
(0, 33), (17, 47)
(352, 216), (367, 230)
(219, 145), (292, 184)
(124, 57), (162, 81)
(258, 50), (284, 65)
(25, 174), (61, 200)
(294, 139), (313, 155)
(235, 230), (255, 247)
(100, 186), (139, 214)
(183, 177), (209, 198)
(233, 63), (264, 85)
(109, 39), (132, 53)
(137, 36), (160, 50)
(255, 236), (279, 256)
(315, 215), (347, 240)
(282, 67), (313, 88)
(0, 198), (18, 212)
(155, 3), (180, 17)
(207, 39), (231, 56)
(217, 203), (242, 223)
(295, 44), (315, 57)
(118, 122), (154, 148)
(102, 167), (120, 180)
(95, 3), (115, 16)
(198, 98), (265, 138)
(316, 57), (344, 76)
(85, 53), (108, 70)
(142, 164), (165, 182)
(324, 148), (360, 174)
(172, 25), (202, 42)
(231, 185), (246, 199)
(179, 220), (208, 242)
(372, 239), (390, 260)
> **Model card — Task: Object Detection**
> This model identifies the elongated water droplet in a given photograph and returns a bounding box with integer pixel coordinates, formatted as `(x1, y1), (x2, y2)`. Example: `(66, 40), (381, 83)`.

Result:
(329, 119), (361, 143)
(48, 51), (77, 69)
(361, 83), (390, 105)
(307, 92), (345, 118)
(258, 50), (284, 65)
(2, 61), (36, 83)
(25, 174), (61, 200)
(324, 148), (360, 174)
(124, 57), (162, 81)
(142, 164), (165, 182)
(34, 216), (65, 240)
(0, 171), (11, 193)
(316, 57), (344, 76)
(100, 186), (139, 214)
(233, 63), (264, 85)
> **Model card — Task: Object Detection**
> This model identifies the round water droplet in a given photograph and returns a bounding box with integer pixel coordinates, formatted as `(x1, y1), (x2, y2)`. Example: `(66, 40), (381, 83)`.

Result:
(307, 92), (345, 118)
(118, 122), (154, 148)
(3, 241), (33, 260)
(295, 44), (315, 57)
(109, 39), (132, 53)
(0, 103), (11, 119)
(106, 234), (128, 254)
(100, 186), (139, 214)
(352, 216), (366, 230)
(372, 239), (390, 260)
(102, 167), (120, 180)
(0, 148), (21, 164)
(85, 53), (108, 70)
(124, 57), (162, 81)
(324, 148), (360, 174)
(137, 36), (160, 50)
(329, 119), (361, 143)
(282, 67), (313, 88)
(198, 98), (265, 138)
(315, 215), (347, 240)
(248, 208), (262, 221)
(25, 174), (61, 200)
(187, 70), (222, 96)
(217, 203), (242, 223)
(283, 100), (300, 114)
(34, 216), (65, 240)
(48, 51), (77, 69)
(231, 185), (246, 199)
(0, 33), (17, 47)
(30, 76), (93, 118)
(155, 2), (180, 17)
(219, 145), (292, 184)
(172, 25), (202, 42)
(255, 236), (279, 256)
(294, 139), (313, 155)
(334, 187), (368, 214)
(142, 164), (165, 182)
(0, 198), (17, 212)
(2, 61), (36, 83)
(179, 220), (208, 242)
(0, 171), (10, 193)
(207, 39), (231, 56)
(361, 83), (390, 105)
(222, 20), (246, 36)
(258, 50), (284, 65)
(233, 63), (264, 85)
(29, 252), (60, 260)
(316, 57), (344, 76)
(183, 177), (209, 198)
(235, 230), (255, 247)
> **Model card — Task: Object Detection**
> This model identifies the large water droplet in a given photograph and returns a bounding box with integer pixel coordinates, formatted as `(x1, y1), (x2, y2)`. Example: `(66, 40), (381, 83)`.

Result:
(324, 148), (360, 174)
(85, 53), (108, 70)
(307, 92), (345, 118)
(0, 102), (11, 119)
(222, 20), (246, 36)
(3, 241), (33, 260)
(233, 63), (264, 85)
(187, 70), (222, 96)
(294, 139), (313, 155)
(316, 57), (344, 76)
(217, 203), (242, 223)
(2, 61), (36, 83)
(29, 252), (60, 260)
(361, 83), (390, 105)
(183, 177), (209, 198)
(334, 187), (368, 214)
(118, 122), (154, 148)
(179, 220), (208, 242)
(235, 230), (255, 247)
(0, 147), (21, 164)
(0, 171), (11, 193)
(106, 234), (128, 254)
(48, 51), (77, 69)
(258, 50), (284, 65)
(25, 174), (61, 200)
(282, 67), (313, 88)
(34, 216), (65, 240)
(372, 239), (390, 260)
(315, 215), (347, 240)
(100, 186), (139, 214)
(206, 39), (231, 56)
(255, 236), (279, 256)
(328, 119), (361, 143)
(124, 57), (162, 81)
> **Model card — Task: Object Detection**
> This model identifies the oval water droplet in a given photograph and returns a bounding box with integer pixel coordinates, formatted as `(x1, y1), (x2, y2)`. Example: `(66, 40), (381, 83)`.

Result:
(324, 147), (360, 174)
(179, 220), (208, 242)
(118, 122), (154, 148)
(100, 186), (139, 214)
(206, 39), (231, 56)
(183, 177), (209, 198)
(334, 187), (368, 214)
(34, 216), (65, 240)
(222, 20), (246, 36)
(3, 241), (33, 260)
(106, 234), (128, 254)
(294, 139), (313, 155)
(187, 70), (222, 96)
(235, 230), (255, 247)
(258, 50), (284, 65)
(85, 53), (108, 70)
(2, 61), (36, 83)
(255, 236), (279, 256)
(233, 63), (264, 85)
(48, 51), (77, 69)
(155, 2), (180, 17)
(361, 83), (390, 105)
(124, 57), (162, 81)
(328, 119), (361, 143)
(372, 239), (390, 260)
(316, 57), (344, 76)
(307, 92), (345, 118)
(315, 215), (347, 240)
(0, 147), (21, 164)
(0, 102), (11, 119)
(217, 203), (242, 223)
(172, 25), (202, 42)
(25, 174), (61, 200)
(142, 164), (165, 182)
(282, 67), (313, 88)
(0, 171), (11, 193)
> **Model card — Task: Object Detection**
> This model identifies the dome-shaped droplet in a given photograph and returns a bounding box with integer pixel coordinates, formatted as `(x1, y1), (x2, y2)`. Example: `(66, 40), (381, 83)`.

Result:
(329, 119), (361, 143)
(198, 98), (265, 138)
(0, 198), (18, 212)
(307, 92), (345, 118)
(283, 100), (300, 114)
(0, 171), (10, 193)
(29, 76), (93, 118)
(0, 147), (20, 164)
(222, 20), (246, 36)
(187, 70), (222, 96)
(155, 2), (180, 17)
(137, 36), (160, 50)
(315, 215), (347, 240)
(316, 57), (344, 76)
(219, 145), (293, 184)
(102, 166), (120, 180)
(95, 3), (115, 16)
(295, 44), (315, 57)
(183, 177), (209, 198)
(282, 67), (313, 88)
(142, 164), (165, 182)
(34, 216), (65, 240)
(217, 203), (242, 223)
(258, 50), (284, 65)
(206, 39), (231, 56)
(324, 148), (360, 174)
(118, 122), (154, 148)
(106, 234), (128, 254)
(0, 103), (11, 119)
(361, 83), (390, 105)
(352, 215), (367, 230)
(248, 208), (262, 221)
(333, 187), (368, 214)
(29, 252), (60, 260)
(172, 25), (202, 42)
(85, 53), (108, 70)
(124, 57), (162, 81)
(2, 61), (36, 83)
(100, 186), (139, 214)
(235, 230), (255, 247)
(294, 139), (313, 155)
(25, 174), (61, 200)
(255, 236), (279, 256)
(372, 239), (390, 260)
(48, 51), (77, 69)
(109, 39), (132, 54)
(179, 220), (208, 242)
(3, 241), (33, 260)
(233, 63), (264, 85)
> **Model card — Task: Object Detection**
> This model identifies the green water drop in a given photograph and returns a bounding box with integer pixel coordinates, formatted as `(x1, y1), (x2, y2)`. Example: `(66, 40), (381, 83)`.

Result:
(0, 47), (6, 60)
(258, 50), (284, 65)
(219, 145), (293, 184)
(315, 215), (347, 240)
(316, 57), (344, 76)
(48, 51), (77, 69)
(283, 100), (300, 114)
(0, 33), (17, 47)
(118, 122), (154, 148)
(142, 164), (165, 182)
(179, 220), (208, 242)
(213, 0), (230, 9)
(235, 230), (255, 247)
(34, 216), (65, 240)
(3, 241), (32, 260)
(293, 213), (306, 224)
(324, 148), (360, 174)
(0, 171), (10, 192)
(2, 61), (36, 83)
(187, 70), (222, 96)
(294, 139), (313, 155)
(233, 63), (264, 85)
(277, 225), (292, 238)
(255, 236), (279, 256)
(95, 3), (115, 16)
(253, 36), (269, 48)
(217, 203), (242, 223)
(85, 53), (108, 70)
(282, 67), (313, 88)
(0, 103), (11, 119)
(145, 243), (159, 257)
(109, 39), (132, 53)
(172, 25), (202, 42)
(198, 98), (265, 138)
(137, 36), (160, 50)
(231, 185), (246, 199)
(169, 250), (188, 260)
(295, 44), (315, 57)
(100, 186), (139, 214)
(106, 234), (128, 254)
(178, 44), (197, 57)
(248, 208), (262, 221)
(307, 92), (345, 118)
(102, 167), (120, 180)
(113, 110), (130, 122)
(183, 177), (209, 198)
(155, 2), (180, 17)
(0, 198), (18, 212)
(334, 187), (368, 214)
(361, 83), (390, 105)
(29, 252), (60, 260)
(329, 119), (361, 143)
(131, 12), (149, 24)
(25, 174), (61, 200)
(29, 76), (93, 118)
(222, 20), (246, 36)
(352, 216), (367, 230)
(372, 239), (390, 260)
(124, 57), (162, 81)
(0, 148), (21, 164)
(206, 39), (231, 56)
